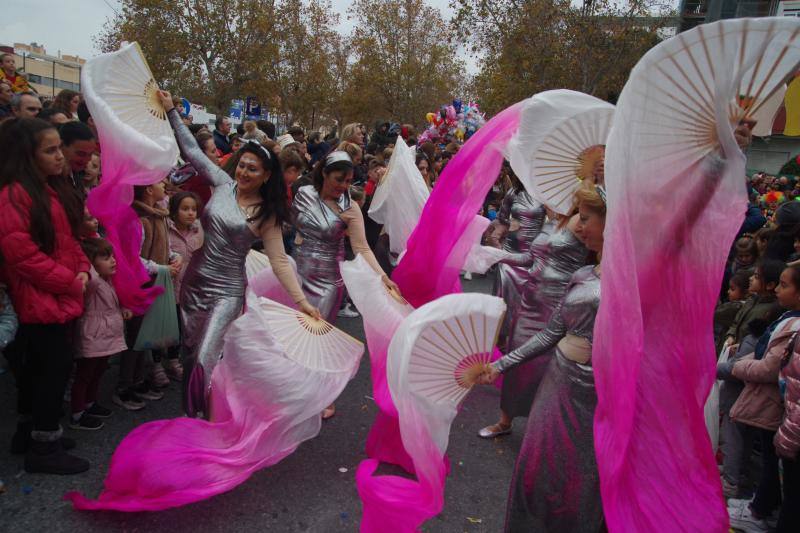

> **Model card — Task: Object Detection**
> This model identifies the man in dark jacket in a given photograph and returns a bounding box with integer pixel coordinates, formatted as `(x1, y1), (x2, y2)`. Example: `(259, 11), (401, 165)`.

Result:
(213, 116), (232, 155)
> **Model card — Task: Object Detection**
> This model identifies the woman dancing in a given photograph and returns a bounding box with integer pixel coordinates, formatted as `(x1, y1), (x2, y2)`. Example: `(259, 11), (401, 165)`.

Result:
(481, 182), (605, 531)
(158, 91), (320, 418)
(291, 151), (398, 418)
(492, 176), (547, 344)
(480, 209), (587, 437)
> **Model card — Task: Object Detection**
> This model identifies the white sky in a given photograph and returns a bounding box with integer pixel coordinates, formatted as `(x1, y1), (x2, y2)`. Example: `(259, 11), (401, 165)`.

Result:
(0, 0), (480, 73)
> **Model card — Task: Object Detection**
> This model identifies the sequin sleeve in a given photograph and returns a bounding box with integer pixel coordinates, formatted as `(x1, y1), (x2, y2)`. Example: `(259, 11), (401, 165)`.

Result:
(493, 299), (567, 373)
(167, 109), (230, 188)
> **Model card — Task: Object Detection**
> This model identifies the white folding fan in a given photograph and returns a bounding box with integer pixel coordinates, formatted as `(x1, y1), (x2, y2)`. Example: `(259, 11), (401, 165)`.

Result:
(615, 18), (800, 175)
(507, 90), (615, 215)
(254, 297), (364, 373)
(387, 293), (506, 461)
(389, 293), (506, 409)
(368, 136), (431, 254)
(81, 41), (178, 170)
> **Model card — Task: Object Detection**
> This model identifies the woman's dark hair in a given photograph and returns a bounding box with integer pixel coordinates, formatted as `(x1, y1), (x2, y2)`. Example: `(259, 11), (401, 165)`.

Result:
(52, 89), (79, 114)
(188, 124), (205, 135)
(765, 203), (800, 261)
(311, 158), (353, 191)
(730, 270), (751, 293)
(224, 142), (288, 226)
(169, 191), (202, 220)
(757, 258), (785, 288)
(133, 184), (148, 201)
(415, 152), (430, 168)
(80, 237), (114, 263)
(0, 118), (74, 253)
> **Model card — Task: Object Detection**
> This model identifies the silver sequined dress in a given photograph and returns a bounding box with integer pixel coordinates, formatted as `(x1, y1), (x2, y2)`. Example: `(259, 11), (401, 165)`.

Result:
(291, 185), (350, 323)
(494, 265), (603, 533)
(167, 109), (261, 416)
(493, 189), (547, 340)
(501, 225), (587, 418)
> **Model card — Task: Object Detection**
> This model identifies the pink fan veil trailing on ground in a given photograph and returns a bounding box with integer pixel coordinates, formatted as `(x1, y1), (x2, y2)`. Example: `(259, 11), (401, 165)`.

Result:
(66, 289), (363, 511)
(81, 42), (179, 313)
(594, 18), (800, 532)
(355, 101), (523, 532)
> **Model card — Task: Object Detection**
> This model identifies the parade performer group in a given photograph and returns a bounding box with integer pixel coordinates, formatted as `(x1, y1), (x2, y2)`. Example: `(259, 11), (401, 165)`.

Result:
(49, 16), (800, 533)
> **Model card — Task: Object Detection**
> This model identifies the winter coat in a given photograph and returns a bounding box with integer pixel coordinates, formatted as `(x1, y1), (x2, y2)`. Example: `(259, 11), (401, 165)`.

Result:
(776, 342), (800, 459)
(726, 294), (781, 344)
(0, 183), (89, 324)
(167, 218), (204, 297)
(718, 334), (759, 414)
(714, 299), (744, 355)
(133, 200), (171, 267)
(0, 288), (18, 350)
(213, 130), (232, 155)
(731, 316), (800, 431)
(75, 267), (127, 358)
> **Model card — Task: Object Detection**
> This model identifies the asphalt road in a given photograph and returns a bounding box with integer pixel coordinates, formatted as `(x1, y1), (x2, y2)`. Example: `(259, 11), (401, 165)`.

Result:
(0, 274), (523, 532)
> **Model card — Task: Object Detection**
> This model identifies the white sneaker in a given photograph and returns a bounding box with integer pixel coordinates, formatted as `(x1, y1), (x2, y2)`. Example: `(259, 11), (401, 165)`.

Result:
(729, 504), (769, 533)
(727, 497), (752, 510)
(337, 304), (360, 318)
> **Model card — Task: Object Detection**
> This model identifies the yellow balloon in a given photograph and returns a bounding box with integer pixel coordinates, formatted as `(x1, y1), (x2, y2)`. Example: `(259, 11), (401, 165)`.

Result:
(426, 112), (435, 124)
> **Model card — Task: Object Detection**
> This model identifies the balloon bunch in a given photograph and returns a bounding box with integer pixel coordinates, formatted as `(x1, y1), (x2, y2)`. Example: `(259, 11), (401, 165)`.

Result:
(418, 99), (486, 145)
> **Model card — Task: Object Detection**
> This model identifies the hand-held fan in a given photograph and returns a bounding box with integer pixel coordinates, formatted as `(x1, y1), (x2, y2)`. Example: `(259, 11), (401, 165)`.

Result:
(253, 297), (364, 373)
(507, 90), (615, 215)
(81, 41), (178, 170)
(368, 136), (431, 254)
(594, 17), (800, 533)
(389, 294), (506, 412)
(618, 18), (800, 173)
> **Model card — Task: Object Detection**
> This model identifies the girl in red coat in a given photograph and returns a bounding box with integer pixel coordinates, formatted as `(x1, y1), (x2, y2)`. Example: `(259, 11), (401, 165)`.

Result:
(0, 118), (91, 475)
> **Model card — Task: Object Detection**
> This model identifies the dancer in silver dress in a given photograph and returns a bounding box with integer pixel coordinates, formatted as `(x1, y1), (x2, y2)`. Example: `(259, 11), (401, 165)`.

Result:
(481, 183), (606, 533)
(158, 91), (319, 417)
(479, 215), (587, 437)
(291, 151), (398, 418)
(492, 184), (547, 344)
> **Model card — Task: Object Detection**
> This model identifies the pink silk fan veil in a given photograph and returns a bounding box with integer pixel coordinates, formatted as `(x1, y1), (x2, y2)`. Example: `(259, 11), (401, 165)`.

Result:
(355, 101), (523, 532)
(67, 288), (363, 511)
(81, 42), (179, 313)
(594, 18), (800, 532)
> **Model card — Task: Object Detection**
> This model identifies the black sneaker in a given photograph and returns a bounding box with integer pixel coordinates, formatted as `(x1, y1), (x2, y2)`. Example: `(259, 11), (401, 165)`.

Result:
(69, 413), (104, 431)
(86, 403), (112, 418)
(112, 391), (146, 411)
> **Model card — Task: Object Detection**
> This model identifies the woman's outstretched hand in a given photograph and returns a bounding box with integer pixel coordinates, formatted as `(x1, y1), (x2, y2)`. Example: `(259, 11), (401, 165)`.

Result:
(157, 90), (175, 112)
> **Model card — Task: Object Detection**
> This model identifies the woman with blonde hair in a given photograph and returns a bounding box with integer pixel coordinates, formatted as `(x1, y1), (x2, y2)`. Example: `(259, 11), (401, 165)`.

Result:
(340, 123), (364, 146)
(481, 181), (607, 532)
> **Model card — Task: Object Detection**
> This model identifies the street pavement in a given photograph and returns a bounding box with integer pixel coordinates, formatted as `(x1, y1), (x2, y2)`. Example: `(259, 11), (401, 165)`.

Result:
(0, 274), (523, 532)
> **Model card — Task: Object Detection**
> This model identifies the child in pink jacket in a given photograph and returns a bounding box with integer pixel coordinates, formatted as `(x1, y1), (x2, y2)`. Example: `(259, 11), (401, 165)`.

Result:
(70, 238), (131, 430)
